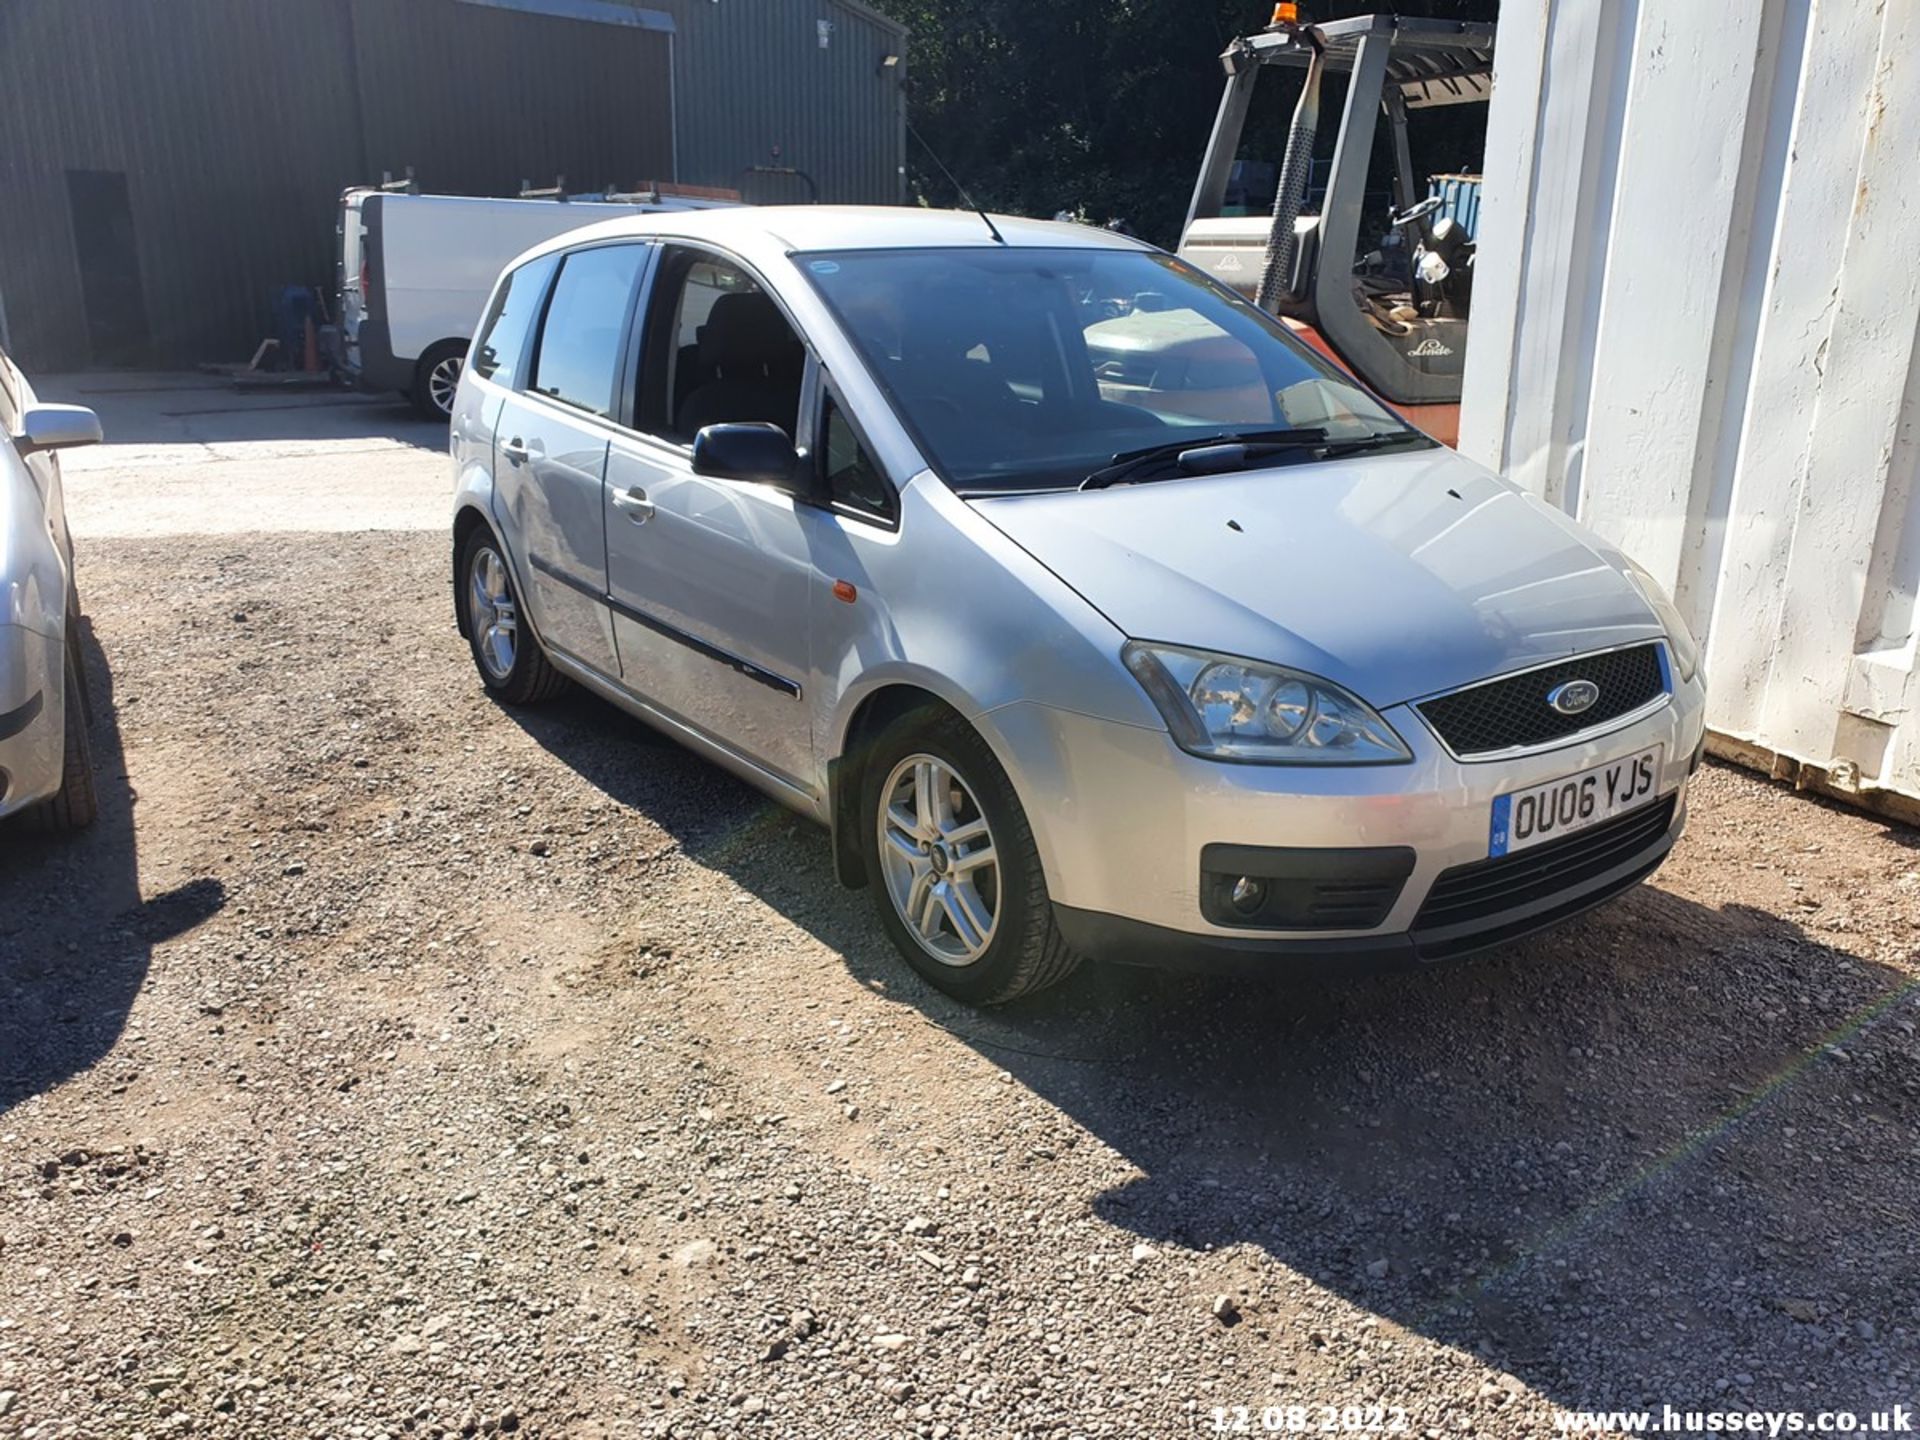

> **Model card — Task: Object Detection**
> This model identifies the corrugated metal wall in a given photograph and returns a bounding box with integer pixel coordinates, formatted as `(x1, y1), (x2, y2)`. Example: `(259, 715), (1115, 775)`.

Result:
(1460, 0), (1920, 810)
(0, 0), (675, 369)
(0, 0), (907, 371)
(349, 0), (673, 197)
(629, 0), (908, 205)
(0, 0), (364, 370)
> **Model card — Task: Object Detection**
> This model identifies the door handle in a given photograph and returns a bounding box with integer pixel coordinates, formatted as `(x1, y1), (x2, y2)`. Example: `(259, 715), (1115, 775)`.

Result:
(500, 437), (532, 465)
(611, 485), (655, 523)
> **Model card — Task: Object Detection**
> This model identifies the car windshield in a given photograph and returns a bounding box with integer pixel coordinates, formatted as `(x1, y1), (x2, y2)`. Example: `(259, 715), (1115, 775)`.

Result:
(799, 245), (1415, 493)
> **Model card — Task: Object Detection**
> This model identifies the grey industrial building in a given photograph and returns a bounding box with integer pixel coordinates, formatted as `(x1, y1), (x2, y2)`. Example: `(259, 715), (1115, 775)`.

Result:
(0, 0), (909, 370)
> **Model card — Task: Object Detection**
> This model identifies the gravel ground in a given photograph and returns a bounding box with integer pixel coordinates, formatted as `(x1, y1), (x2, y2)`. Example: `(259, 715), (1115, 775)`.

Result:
(0, 384), (1916, 1439)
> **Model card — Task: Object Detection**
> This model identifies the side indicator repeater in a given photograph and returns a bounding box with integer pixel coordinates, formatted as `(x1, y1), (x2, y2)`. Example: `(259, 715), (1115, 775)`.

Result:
(832, 579), (858, 604)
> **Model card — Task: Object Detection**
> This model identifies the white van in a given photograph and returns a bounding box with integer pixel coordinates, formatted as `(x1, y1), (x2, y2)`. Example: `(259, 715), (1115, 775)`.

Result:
(337, 188), (734, 418)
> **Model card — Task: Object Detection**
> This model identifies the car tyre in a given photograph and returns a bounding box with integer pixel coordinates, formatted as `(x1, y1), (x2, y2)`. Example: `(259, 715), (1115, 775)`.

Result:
(859, 707), (1081, 1005)
(412, 341), (466, 420)
(28, 638), (98, 834)
(459, 527), (568, 705)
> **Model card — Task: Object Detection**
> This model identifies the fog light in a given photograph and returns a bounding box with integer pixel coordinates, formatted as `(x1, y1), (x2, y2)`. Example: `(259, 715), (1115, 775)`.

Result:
(1229, 876), (1267, 915)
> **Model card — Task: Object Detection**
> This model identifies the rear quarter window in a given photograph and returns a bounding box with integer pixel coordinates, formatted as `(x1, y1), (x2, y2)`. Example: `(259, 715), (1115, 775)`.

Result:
(530, 245), (648, 419)
(470, 254), (558, 385)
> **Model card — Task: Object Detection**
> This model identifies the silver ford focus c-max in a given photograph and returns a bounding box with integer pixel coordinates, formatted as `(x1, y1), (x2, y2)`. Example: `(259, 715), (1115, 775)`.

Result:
(447, 207), (1706, 1005)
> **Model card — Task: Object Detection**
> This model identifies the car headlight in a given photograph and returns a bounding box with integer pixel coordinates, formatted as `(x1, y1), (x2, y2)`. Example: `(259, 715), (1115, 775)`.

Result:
(1122, 642), (1412, 764)
(1622, 557), (1701, 683)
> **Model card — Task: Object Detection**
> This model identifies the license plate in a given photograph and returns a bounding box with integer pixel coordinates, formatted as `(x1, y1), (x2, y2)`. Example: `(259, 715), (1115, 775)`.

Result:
(1489, 745), (1664, 857)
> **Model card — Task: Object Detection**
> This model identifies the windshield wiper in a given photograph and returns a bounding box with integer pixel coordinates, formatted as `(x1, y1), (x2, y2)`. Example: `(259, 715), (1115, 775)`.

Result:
(1080, 428), (1328, 490)
(1079, 427), (1431, 489)
(1317, 430), (1433, 459)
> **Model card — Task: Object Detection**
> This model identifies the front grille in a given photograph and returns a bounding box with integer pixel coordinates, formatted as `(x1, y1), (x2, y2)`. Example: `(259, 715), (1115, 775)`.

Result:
(1201, 875), (1407, 930)
(1419, 645), (1666, 757)
(1294, 879), (1405, 929)
(1414, 794), (1677, 935)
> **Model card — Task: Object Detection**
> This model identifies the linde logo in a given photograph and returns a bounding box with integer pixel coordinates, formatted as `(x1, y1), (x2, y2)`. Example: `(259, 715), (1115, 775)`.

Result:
(1214, 252), (1245, 272)
(1407, 337), (1454, 357)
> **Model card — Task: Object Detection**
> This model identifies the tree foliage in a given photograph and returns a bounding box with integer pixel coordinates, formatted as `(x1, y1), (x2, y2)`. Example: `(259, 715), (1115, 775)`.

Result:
(866, 0), (1499, 248)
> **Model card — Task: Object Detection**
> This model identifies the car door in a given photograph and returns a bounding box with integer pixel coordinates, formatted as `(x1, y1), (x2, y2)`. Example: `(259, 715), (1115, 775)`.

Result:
(489, 242), (650, 679)
(602, 243), (818, 792)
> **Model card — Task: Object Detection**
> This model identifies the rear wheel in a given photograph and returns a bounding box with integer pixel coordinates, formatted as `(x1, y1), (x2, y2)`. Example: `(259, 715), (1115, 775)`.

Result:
(859, 708), (1080, 1005)
(458, 527), (567, 705)
(412, 341), (466, 420)
(27, 639), (97, 834)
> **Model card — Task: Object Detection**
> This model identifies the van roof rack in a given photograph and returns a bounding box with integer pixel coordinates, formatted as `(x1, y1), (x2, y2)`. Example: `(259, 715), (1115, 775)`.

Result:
(517, 178), (745, 205)
(599, 180), (744, 203)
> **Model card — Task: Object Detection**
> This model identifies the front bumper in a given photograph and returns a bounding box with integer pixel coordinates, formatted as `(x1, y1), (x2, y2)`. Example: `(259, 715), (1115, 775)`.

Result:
(0, 624), (67, 818)
(987, 665), (1708, 971)
(1053, 800), (1679, 972)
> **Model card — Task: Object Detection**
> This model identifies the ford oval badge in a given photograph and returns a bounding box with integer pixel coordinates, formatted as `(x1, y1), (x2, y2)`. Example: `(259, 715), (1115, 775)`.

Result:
(1548, 679), (1600, 716)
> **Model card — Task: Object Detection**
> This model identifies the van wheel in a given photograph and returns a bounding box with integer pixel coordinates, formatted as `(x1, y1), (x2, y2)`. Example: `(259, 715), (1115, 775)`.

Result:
(412, 341), (466, 419)
(859, 708), (1081, 1005)
(458, 527), (567, 705)
(27, 640), (98, 834)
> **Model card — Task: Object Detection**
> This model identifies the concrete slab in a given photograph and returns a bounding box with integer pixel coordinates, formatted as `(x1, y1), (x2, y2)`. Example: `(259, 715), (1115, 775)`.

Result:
(40, 372), (454, 538)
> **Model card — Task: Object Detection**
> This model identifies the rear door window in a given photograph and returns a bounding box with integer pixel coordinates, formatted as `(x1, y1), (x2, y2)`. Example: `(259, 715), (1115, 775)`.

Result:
(471, 253), (558, 385)
(530, 245), (649, 419)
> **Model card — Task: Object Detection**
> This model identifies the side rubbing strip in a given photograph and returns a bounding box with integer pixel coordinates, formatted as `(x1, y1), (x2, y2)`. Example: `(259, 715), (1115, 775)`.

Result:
(525, 552), (802, 698)
(529, 552), (604, 602)
(603, 594), (802, 698)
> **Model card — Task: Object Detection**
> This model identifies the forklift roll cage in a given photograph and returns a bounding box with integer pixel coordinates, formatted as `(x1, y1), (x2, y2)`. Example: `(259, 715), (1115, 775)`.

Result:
(1180, 15), (1494, 411)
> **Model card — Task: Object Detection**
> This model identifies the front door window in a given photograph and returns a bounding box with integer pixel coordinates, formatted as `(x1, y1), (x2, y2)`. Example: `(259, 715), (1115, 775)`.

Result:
(634, 250), (806, 444)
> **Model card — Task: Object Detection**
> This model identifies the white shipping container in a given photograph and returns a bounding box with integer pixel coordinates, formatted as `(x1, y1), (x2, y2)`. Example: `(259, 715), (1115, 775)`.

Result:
(1459, 0), (1920, 814)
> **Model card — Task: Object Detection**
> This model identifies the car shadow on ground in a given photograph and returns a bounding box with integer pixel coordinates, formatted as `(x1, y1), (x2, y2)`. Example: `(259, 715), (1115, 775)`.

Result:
(509, 689), (1918, 1414)
(0, 620), (225, 1115)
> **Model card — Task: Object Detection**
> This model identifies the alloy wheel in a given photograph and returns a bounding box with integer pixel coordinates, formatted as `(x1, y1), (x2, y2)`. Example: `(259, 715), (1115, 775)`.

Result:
(876, 753), (1001, 966)
(428, 353), (464, 416)
(468, 544), (517, 681)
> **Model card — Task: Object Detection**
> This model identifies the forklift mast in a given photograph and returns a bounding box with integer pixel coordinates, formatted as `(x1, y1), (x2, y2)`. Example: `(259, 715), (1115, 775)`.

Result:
(1178, 14), (1494, 412)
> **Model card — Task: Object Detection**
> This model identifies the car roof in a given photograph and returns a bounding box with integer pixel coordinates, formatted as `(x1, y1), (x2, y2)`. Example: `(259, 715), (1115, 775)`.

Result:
(514, 205), (1154, 265)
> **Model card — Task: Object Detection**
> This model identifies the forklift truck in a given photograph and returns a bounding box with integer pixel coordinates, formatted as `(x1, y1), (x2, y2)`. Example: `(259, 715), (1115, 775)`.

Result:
(1177, 12), (1494, 445)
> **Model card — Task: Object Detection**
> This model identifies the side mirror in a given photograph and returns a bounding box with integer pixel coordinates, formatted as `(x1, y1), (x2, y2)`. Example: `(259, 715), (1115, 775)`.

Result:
(17, 404), (104, 457)
(690, 422), (807, 496)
